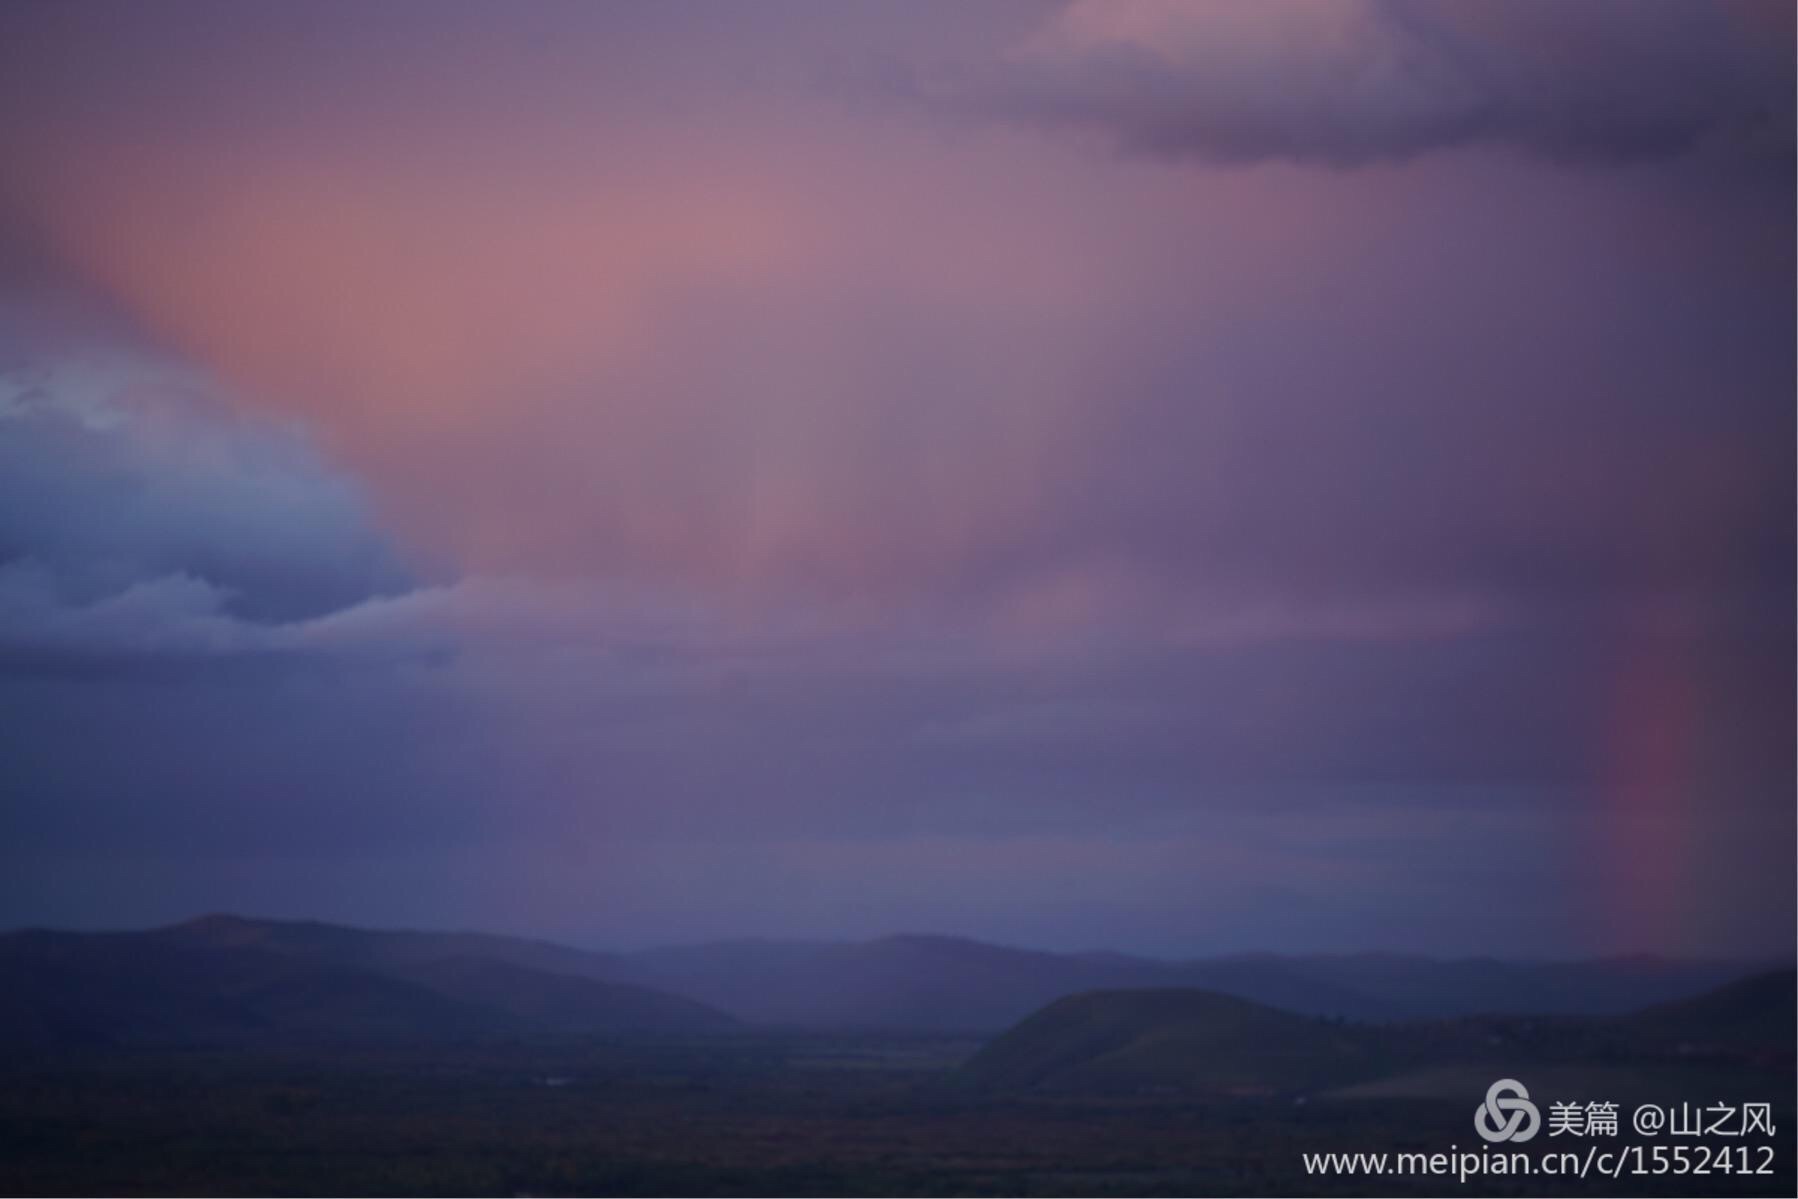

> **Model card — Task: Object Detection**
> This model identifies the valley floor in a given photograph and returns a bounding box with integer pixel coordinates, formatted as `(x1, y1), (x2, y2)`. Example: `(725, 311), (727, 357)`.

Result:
(1, 1037), (1791, 1197)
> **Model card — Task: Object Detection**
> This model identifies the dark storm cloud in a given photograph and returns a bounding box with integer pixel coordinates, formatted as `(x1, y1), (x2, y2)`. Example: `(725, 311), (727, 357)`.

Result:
(0, 351), (419, 672)
(962, 0), (1793, 168)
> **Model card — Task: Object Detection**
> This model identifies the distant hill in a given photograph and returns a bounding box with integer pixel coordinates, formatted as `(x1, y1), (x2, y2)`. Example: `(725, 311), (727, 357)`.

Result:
(605, 934), (1403, 1030)
(1256, 952), (1759, 1019)
(598, 934), (1769, 1031)
(0, 932), (504, 1050)
(159, 912), (629, 981)
(959, 972), (1796, 1096)
(1627, 968), (1796, 1052)
(958, 988), (1382, 1095)
(2, 916), (1778, 1044)
(393, 955), (734, 1034)
(0, 918), (734, 1050)
(613, 934), (1140, 1031)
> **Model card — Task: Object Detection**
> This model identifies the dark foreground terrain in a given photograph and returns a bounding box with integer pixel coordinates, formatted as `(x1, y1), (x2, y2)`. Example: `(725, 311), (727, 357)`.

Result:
(3, 921), (1790, 1195)
(2, 1032), (1791, 1197)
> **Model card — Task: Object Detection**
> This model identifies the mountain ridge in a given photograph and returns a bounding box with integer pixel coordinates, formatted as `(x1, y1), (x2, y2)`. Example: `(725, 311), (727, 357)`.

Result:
(0, 918), (732, 1050)
(4, 914), (1782, 1039)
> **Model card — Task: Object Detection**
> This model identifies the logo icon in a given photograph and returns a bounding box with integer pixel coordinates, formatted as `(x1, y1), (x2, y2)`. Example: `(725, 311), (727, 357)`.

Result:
(1474, 1078), (1541, 1143)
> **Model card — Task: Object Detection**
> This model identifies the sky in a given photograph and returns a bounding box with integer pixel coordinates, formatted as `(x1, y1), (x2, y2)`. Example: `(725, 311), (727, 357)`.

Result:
(0, 0), (1791, 958)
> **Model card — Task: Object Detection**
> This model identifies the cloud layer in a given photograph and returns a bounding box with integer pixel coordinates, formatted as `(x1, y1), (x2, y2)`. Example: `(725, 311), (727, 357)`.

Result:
(970, 0), (1793, 167)
(0, 1), (1788, 956)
